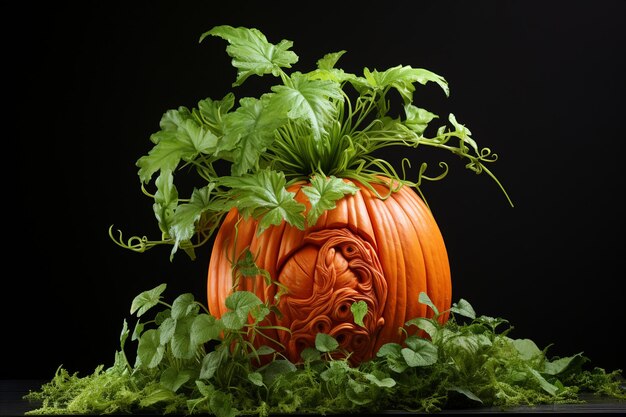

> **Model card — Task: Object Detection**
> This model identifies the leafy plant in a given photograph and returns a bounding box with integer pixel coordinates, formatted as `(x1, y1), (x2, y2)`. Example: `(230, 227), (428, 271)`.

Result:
(110, 25), (512, 261)
(24, 284), (625, 416)
(106, 24), (517, 366)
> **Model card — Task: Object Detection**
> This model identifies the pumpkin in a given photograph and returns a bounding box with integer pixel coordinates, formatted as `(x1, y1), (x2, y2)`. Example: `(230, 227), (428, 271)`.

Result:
(122, 25), (508, 367)
(207, 176), (451, 364)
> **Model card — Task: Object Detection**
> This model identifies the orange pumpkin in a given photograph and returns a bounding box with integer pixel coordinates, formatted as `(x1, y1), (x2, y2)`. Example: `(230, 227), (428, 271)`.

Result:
(207, 177), (451, 364)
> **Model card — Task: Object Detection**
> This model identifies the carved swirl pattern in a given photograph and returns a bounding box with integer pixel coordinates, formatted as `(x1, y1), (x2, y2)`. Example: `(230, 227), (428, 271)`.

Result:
(276, 228), (387, 364)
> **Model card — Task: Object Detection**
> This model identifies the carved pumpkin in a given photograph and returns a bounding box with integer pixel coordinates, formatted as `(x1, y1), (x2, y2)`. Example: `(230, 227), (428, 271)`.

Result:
(207, 177), (451, 364)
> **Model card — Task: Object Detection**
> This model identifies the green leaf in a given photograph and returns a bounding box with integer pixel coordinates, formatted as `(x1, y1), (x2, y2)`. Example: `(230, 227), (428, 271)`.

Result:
(404, 104), (438, 135)
(449, 113), (478, 153)
(160, 367), (194, 393)
(272, 73), (343, 142)
(221, 311), (246, 330)
(159, 317), (176, 345)
(235, 249), (265, 277)
(306, 51), (358, 83)
(220, 169), (306, 233)
(450, 298), (476, 319)
(401, 336), (438, 367)
(247, 372), (264, 387)
(512, 338), (542, 361)
(137, 110), (217, 183)
(119, 319), (129, 350)
(171, 316), (197, 359)
(137, 329), (165, 368)
(350, 300), (368, 328)
(320, 360), (350, 384)
(543, 352), (586, 376)
(225, 291), (263, 319)
(131, 320), (144, 341)
(168, 184), (230, 258)
(357, 65), (449, 103)
(376, 343), (410, 373)
(364, 373), (396, 388)
(260, 359), (297, 386)
(200, 349), (226, 381)
(190, 314), (225, 346)
(315, 333), (339, 353)
(221, 291), (266, 330)
(448, 386), (483, 404)
(528, 368), (559, 396)
(447, 333), (492, 356)
(152, 170), (178, 235)
(417, 292), (439, 316)
(221, 97), (287, 176)
(346, 378), (372, 405)
(376, 343), (402, 359)
(171, 293), (198, 319)
(405, 317), (439, 339)
(301, 176), (359, 226)
(130, 283), (167, 317)
(300, 347), (321, 362)
(197, 93), (235, 135)
(201, 25), (298, 86)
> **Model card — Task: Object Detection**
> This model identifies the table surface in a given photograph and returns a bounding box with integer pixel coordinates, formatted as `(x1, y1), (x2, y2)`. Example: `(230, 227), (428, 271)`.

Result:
(2, 379), (625, 416)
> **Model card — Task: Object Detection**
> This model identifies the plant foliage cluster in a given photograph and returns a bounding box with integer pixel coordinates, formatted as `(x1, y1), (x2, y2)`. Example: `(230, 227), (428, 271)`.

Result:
(25, 284), (625, 416)
(111, 25), (512, 262)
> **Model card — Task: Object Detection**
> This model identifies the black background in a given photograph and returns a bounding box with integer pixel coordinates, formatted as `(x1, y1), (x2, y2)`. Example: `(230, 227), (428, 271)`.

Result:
(7, 1), (624, 379)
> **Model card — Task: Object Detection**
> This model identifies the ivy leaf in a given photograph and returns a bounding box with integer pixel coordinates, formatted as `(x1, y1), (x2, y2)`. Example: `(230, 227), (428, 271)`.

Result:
(171, 316), (196, 359)
(401, 336), (438, 367)
(448, 386), (483, 404)
(153, 170), (178, 235)
(220, 97), (288, 176)
(137, 111), (217, 183)
(404, 104), (438, 135)
(200, 349), (225, 381)
(350, 300), (368, 328)
(221, 291), (265, 330)
(301, 176), (359, 226)
(225, 291), (264, 320)
(160, 367), (194, 393)
(190, 314), (225, 346)
(131, 320), (144, 341)
(196, 93), (235, 135)
(449, 113), (478, 153)
(405, 317), (439, 339)
(119, 319), (129, 351)
(259, 359), (297, 386)
(201, 25), (299, 86)
(301, 347), (321, 363)
(450, 298), (476, 320)
(320, 360), (350, 383)
(528, 368), (559, 396)
(417, 292), (439, 317)
(346, 379), (372, 405)
(168, 184), (228, 258)
(376, 343), (408, 373)
(315, 333), (339, 353)
(271, 73), (343, 142)
(171, 293), (198, 320)
(247, 372), (264, 387)
(130, 283), (167, 317)
(159, 317), (176, 345)
(364, 373), (396, 388)
(543, 352), (586, 376)
(221, 169), (306, 233)
(357, 65), (449, 104)
(512, 338), (542, 361)
(137, 329), (165, 369)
